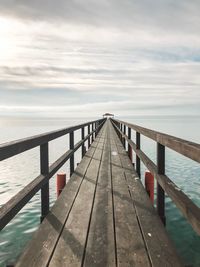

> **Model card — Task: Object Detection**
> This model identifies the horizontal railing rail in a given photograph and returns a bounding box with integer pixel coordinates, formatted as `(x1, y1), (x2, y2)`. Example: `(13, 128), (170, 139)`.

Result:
(111, 118), (200, 236)
(0, 119), (105, 161)
(0, 118), (106, 231)
(113, 119), (200, 164)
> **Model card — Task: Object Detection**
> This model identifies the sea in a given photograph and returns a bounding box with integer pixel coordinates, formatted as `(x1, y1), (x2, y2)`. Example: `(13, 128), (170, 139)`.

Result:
(0, 115), (200, 267)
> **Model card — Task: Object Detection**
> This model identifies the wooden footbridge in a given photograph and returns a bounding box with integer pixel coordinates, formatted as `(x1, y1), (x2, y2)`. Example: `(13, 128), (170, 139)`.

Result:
(1, 118), (200, 266)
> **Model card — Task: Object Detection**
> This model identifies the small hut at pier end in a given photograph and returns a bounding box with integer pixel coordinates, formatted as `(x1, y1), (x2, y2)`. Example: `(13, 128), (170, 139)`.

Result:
(102, 113), (114, 118)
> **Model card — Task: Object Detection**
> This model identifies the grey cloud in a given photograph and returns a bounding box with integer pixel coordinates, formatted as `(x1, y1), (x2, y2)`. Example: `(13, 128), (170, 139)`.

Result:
(0, 66), (129, 77)
(1, 0), (200, 34)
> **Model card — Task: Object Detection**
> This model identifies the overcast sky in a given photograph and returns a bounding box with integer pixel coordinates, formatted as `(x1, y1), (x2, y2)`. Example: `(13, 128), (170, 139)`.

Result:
(0, 0), (200, 118)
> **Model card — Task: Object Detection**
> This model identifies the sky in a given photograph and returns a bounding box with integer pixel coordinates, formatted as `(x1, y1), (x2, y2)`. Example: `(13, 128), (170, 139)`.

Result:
(0, 0), (200, 118)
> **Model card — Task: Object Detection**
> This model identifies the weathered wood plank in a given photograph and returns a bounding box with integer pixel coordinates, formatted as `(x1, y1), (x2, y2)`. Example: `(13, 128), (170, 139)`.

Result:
(0, 119), (105, 161)
(83, 125), (116, 267)
(15, 129), (105, 267)
(0, 127), (106, 232)
(16, 120), (183, 267)
(48, 130), (106, 266)
(113, 118), (200, 164)
(92, 145), (104, 161)
(109, 123), (151, 267)
(112, 121), (200, 236)
(110, 123), (183, 267)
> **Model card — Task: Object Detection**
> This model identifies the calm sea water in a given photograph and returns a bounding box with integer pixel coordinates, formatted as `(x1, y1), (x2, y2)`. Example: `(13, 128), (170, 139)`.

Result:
(0, 116), (200, 266)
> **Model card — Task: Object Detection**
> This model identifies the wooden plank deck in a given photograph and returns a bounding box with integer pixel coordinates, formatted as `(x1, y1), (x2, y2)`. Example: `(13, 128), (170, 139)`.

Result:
(16, 120), (183, 267)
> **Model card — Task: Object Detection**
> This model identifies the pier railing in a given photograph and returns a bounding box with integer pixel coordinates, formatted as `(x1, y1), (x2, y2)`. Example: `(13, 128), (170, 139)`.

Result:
(0, 118), (106, 231)
(111, 118), (200, 235)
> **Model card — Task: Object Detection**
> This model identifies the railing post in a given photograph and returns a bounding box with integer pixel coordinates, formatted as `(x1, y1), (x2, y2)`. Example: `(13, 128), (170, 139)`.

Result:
(157, 143), (166, 225)
(95, 121), (99, 137)
(88, 124), (91, 148)
(40, 143), (49, 222)
(81, 127), (85, 158)
(136, 132), (141, 178)
(123, 125), (126, 148)
(92, 123), (94, 142)
(119, 123), (122, 142)
(69, 131), (74, 176)
(95, 122), (97, 138)
(99, 119), (103, 131)
(117, 122), (120, 138)
(128, 127), (132, 162)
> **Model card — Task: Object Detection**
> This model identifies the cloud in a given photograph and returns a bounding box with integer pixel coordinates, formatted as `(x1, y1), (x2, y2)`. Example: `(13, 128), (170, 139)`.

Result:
(0, 1), (200, 117)
(1, 98), (199, 120)
(1, 0), (200, 34)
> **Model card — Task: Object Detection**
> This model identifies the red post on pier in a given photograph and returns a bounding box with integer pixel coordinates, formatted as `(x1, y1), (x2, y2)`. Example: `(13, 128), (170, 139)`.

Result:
(57, 174), (66, 198)
(145, 171), (154, 204)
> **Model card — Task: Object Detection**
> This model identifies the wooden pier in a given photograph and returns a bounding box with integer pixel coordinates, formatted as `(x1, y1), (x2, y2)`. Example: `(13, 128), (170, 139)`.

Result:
(1, 118), (200, 266)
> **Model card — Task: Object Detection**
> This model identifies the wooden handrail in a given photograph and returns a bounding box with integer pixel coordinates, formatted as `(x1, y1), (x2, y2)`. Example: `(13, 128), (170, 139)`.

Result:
(0, 119), (104, 161)
(113, 118), (200, 164)
(111, 118), (200, 236)
(0, 118), (106, 230)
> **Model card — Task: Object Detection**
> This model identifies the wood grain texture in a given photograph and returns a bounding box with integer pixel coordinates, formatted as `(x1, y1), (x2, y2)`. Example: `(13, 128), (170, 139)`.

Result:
(112, 118), (200, 164)
(111, 120), (200, 236)
(16, 130), (105, 267)
(16, 120), (183, 267)
(110, 125), (151, 267)
(83, 124), (116, 267)
(110, 123), (183, 267)
(48, 129), (106, 267)
(0, 119), (105, 161)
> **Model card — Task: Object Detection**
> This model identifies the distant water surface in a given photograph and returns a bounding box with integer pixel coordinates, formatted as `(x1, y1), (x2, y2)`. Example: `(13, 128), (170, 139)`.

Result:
(0, 115), (200, 266)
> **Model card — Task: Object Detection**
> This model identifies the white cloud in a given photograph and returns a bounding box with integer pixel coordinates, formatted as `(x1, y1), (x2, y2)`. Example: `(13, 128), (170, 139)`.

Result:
(0, 1), (200, 117)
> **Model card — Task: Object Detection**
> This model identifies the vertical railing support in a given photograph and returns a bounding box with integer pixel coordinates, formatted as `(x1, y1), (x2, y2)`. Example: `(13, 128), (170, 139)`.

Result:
(157, 143), (166, 225)
(70, 131), (74, 176)
(88, 124), (91, 148)
(95, 121), (99, 137)
(136, 132), (141, 178)
(40, 143), (49, 222)
(123, 125), (126, 148)
(119, 123), (121, 142)
(92, 123), (94, 142)
(128, 127), (132, 162)
(117, 122), (120, 138)
(95, 122), (97, 138)
(81, 127), (85, 158)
